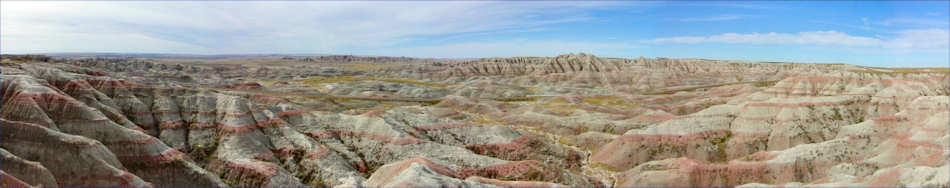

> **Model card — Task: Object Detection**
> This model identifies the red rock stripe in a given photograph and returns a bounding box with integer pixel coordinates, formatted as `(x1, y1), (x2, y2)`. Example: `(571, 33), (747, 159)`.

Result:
(760, 92), (872, 96)
(62, 170), (144, 187)
(158, 121), (183, 129)
(255, 118), (287, 127)
(465, 135), (533, 151)
(872, 114), (908, 122)
(458, 160), (548, 178)
(18, 93), (85, 106)
(671, 113), (733, 120)
(115, 149), (184, 164)
(778, 76), (946, 84)
(219, 108), (267, 118)
(305, 131), (334, 140)
(216, 118), (286, 133)
(307, 143), (332, 159)
(436, 111), (462, 118)
(1, 172), (32, 187)
(468, 177), (565, 188)
(767, 86), (846, 91)
(217, 123), (258, 134)
(331, 130), (424, 145)
(617, 129), (732, 142)
(100, 137), (158, 145)
(219, 160), (278, 177)
(178, 110), (218, 115)
(253, 152), (275, 160)
(275, 109), (308, 116)
(274, 145), (331, 159)
(744, 100), (861, 108)
(132, 110), (183, 116)
(191, 122), (216, 128)
(735, 116), (858, 124)
(144, 108), (268, 117)
(417, 123), (480, 131)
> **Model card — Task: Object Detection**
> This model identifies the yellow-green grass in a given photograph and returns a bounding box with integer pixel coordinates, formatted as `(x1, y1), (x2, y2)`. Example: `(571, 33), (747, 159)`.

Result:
(644, 80), (779, 95)
(297, 76), (450, 88)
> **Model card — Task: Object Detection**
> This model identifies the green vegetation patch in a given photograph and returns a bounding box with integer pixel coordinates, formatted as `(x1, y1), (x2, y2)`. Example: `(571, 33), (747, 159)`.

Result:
(645, 80), (781, 95)
(298, 76), (450, 88)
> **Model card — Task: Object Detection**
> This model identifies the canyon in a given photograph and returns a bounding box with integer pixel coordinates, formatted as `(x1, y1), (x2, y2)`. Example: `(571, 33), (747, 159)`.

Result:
(1, 53), (947, 187)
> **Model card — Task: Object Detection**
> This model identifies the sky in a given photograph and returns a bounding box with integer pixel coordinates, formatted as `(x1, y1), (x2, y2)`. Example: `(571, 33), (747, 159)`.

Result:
(1, 1), (948, 67)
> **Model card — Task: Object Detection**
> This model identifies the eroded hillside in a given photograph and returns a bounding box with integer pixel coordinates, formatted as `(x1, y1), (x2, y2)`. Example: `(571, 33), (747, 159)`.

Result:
(1, 53), (947, 187)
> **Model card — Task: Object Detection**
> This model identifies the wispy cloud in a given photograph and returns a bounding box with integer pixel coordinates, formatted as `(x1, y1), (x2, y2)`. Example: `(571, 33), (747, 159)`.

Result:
(644, 31), (880, 46)
(643, 29), (949, 52)
(0, 1), (625, 54)
(883, 29), (949, 50)
(675, 14), (753, 22)
(813, 16), (949, 33)
(877, 18), (949, 27)
(671, 2), (782, 10)
(810, 20), (876, 32)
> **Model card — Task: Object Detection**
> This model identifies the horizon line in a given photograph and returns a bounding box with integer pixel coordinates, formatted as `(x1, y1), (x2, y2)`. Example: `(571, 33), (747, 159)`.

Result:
(6, 51), (949, 68)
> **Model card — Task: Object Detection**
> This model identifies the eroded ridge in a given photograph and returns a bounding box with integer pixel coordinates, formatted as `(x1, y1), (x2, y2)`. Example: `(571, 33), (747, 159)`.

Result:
(1, 53), (946, 187)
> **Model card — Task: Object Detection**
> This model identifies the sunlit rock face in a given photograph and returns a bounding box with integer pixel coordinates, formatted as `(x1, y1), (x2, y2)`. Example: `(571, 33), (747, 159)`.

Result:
(1, 53), (946, 187)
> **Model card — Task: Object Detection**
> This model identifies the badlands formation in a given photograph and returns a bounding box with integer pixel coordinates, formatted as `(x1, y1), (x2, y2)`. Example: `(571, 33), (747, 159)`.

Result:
(0, 53), (947, 187)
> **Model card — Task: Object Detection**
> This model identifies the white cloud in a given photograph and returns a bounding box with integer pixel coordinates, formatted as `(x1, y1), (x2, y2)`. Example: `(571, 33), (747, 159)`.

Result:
(0, 1), (625, 54)
(645, 31), (880, 46)
(884, 29), (949, 50)
(676, 14), (751, 22)
(2, 32), (208, 54)
(643, 30), (949, 52)
(878, 18), (949, 27)
(648, 36), (707, 44)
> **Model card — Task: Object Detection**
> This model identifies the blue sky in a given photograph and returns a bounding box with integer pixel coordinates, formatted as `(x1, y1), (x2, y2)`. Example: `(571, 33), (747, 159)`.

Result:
(2, 1), (948, 67)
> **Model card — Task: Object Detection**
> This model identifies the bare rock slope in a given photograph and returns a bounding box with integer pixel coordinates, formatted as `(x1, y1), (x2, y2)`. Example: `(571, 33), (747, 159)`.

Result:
(1, 53), (946, 187)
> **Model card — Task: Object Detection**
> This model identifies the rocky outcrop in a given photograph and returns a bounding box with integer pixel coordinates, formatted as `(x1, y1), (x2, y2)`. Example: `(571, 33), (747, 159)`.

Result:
(363, 157), (575, 188)
(2, 53), (946, 187)
(1, 118), (152, 187)
(0, 148), (57, 187)
(615, 96), (949, 187)
(418, 53), (853, 90)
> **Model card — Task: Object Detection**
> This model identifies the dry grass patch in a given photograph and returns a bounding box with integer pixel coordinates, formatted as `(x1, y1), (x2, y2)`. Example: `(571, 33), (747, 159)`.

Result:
(579, 95), (641, 108)
(530, 95), (638, 116)
(297, 76), (450, 88)
(331, 62), (404, 72)
(587, 162), (621, 172)
(645, 80), (780, 95)
(254, 80), (279, 87)
(491, 96), (542, 102)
